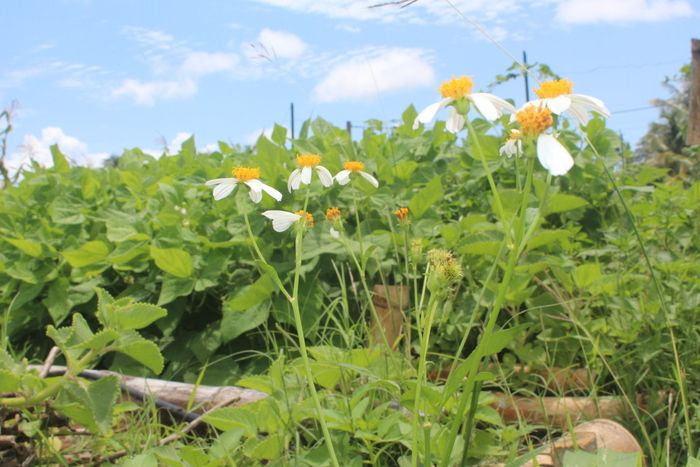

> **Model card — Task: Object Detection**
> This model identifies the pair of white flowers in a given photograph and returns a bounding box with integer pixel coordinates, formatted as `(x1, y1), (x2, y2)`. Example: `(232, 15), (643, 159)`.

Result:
(205, 155), (378, 233)
(414, 76), (609, 176)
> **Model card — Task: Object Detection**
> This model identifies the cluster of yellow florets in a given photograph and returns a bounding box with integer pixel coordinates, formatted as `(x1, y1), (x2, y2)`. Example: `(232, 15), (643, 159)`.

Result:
(439, 76), (474, 99)
(232, 167), (261, 181)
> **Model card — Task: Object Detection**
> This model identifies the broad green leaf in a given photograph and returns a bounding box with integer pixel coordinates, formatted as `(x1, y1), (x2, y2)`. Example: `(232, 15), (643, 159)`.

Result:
(50, 144), (70, 172)
(4, 238), (42, 257)
(225, 274), (276, 312)
(88, 375), (120, 434)
(202, 406), (259, 435)
(113, 331), (164, 374)
(220, 304), (270, 343)
(0, 369), (21, 392)
(150, 246), (193, 278)
(460, 240), (501, 257)
(109, 303), (167, 330)
(121, 454), (158, 467)
(157, 276), (195, 305)
(409, 176), (443, 218)
(63, 241), (110, 268)
(574, 263), (602, 290)
(43, 278), (71, 325)
(545, 193), (588, 214)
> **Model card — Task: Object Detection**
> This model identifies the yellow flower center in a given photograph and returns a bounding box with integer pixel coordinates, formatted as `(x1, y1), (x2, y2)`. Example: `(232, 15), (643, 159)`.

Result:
(232, 166), (261, 181)
(325, 207), (341, 221)
(515, 105), (553, 137)
(535, 79), (573, 99)
(296, 153), (321, 167)
(294, 210), (314, 227)
(394, 207), (409, 222)
(344, 161), (365, 172)
(439, 76), (473, 99)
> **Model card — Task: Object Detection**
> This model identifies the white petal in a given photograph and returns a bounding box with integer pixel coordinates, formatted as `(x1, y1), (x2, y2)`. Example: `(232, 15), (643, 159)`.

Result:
(567, 104), (591, 126)
(246, 179), (283, 202)
(537, 134), (574, 176)
(211, 180), (237, 200)
(335, 169), (352, 185)
(330, 227), (340, 239)
(288, 169), (301, 192)
(445, 107), (465, 134)
(413, 98), (453, 129)
(301, 166), (312, 185)
(546, 96), (572, 115)
(262, 210), (301, 232)
(205, 177), (237, 186)
(315, 165), (333, 187)
(359, 171), (379, 188)
(248, 188), (262, 203)
(570, 94), (610, 118)
(469, 93), (514, 121)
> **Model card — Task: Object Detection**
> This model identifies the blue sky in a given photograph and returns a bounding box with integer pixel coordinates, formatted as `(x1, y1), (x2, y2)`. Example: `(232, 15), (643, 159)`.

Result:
(1, 0), (697, 170)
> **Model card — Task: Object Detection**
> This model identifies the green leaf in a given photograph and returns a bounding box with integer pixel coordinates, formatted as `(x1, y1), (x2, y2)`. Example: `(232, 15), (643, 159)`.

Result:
(409, 176), (443, 218)
(50, 144), (70, 172)
(88, 375), (120, 434)
(113, 331), (164, 374)
(545, 193), (588, 215)
(225, 274), (276, 312)
(221, 304), (270, 343)
(574, 263), (602, 290)
(63, 241), (110, 268)
(150, 246), (193, 278)
(202, 406), (259, 435)
(562, 448), (642, 466)
(157, 276), (195, 305)
(0, 369), (21, 392)
(43, 278), (71, 325)
(110, 303), (167, 330)
(4, 237), (42, 257)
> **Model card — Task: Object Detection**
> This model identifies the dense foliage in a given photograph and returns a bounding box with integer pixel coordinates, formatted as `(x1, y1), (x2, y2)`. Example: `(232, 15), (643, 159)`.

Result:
(1, 101), (699, 464)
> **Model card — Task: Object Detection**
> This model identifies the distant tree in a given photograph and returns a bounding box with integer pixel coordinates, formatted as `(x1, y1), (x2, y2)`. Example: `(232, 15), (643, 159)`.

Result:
(636, 65), (700, 180)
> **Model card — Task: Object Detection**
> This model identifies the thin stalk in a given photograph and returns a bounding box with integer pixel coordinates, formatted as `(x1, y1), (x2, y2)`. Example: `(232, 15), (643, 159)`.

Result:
(243, 211), (292, 302)
(459, 380), (483, 466)
(441, 153), (538, 467)
(351, 184), (365, 262)
(290, 227), (340, 467)
(465, 118), (507, 226)
(411, 296), (440, 467)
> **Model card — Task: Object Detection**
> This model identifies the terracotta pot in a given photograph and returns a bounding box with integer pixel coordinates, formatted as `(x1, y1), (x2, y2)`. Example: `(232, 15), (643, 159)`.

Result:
(370, 284), (409, 349)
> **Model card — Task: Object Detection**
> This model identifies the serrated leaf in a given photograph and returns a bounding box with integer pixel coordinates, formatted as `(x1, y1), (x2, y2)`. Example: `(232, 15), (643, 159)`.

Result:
(88, 375), (120, 434)
(545, 193), (588, 215)
(113, 331), (164, 374)
(110, 303), (167, 330)
(76, 328), (120, 351)
(157, 276), (195, 306)
(95, 287), (114, 327)
(150, 246), (193, 278)
(0, 369), (21, 392)
(4, 237), (42, 257)
(43, 278), (71, 325)
(63, 241), (110, 268)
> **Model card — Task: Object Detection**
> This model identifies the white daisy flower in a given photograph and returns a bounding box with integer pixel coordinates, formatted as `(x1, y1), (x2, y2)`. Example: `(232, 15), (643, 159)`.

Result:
(515, 104), (573, 176)
(413, 76), (515, 133)
(262, 210), (313, 232)
(334, 161), (379, 188)
(287, 153), (333, 192)
(206, 167), (282, 203)
(532, 79), (610, 126)
(499, 130), (523, 158)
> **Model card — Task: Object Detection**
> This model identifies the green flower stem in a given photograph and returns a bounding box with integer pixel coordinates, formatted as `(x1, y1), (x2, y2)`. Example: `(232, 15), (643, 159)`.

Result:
(339, 236), (392, 350)
(242, 211), (293, 302)
(290, 226), (340, 467)
(441, 153), (538, 467)
(351, 184), (365, 264)
(411, 295), (440, 467)
(465, 118), (507, 226)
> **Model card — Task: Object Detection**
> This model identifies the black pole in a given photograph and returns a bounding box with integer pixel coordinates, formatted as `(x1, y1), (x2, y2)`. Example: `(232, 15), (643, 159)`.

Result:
(522, 51), (530, 102)
(346, 121), (352, 139)
(290, 103), (295, 140)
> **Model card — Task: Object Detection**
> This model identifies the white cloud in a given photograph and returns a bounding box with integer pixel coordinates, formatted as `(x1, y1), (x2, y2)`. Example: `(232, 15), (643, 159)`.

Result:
(335, 24), (361, 33)
(555, 0), (694, 23)
(180, 52), (239, 76)
(143, 132), (218, 156)
(111, 78), (198, 106)
(312, 48), (435, 103)
(7, 127), (111, 173)
(253, 29), (308, 60)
